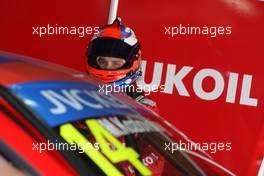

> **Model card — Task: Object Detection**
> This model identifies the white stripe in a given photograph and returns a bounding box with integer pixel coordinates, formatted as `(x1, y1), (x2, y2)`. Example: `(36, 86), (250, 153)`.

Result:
(258, 157), (264, 176)
(183, 149), (236, 176)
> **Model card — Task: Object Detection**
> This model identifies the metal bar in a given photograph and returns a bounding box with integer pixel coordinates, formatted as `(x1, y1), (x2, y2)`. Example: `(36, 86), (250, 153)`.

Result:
(108, 0), (119, 24)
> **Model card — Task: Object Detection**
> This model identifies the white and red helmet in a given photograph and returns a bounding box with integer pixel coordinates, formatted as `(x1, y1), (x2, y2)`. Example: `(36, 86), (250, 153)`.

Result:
(86, 18), (141, 86)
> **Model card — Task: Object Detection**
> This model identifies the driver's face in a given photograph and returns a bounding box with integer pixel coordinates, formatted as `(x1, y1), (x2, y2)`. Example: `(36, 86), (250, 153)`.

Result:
(96, 56), (126, 70)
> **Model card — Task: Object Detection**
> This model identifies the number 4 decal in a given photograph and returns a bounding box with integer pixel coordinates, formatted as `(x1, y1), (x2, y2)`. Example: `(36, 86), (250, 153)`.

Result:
(60, 120), (151, 176)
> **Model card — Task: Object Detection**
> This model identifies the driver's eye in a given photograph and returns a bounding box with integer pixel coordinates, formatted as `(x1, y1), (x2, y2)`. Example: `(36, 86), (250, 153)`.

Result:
(98, 58), (105, 64)
(96, 56), (125, 70)
(113, 61), (123, 67)
(97, 58), (107, 66)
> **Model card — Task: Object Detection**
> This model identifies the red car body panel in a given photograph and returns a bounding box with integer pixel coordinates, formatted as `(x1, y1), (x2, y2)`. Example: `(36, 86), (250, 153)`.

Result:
(1, 1), (264, 175)
(0, 100), (78, 176)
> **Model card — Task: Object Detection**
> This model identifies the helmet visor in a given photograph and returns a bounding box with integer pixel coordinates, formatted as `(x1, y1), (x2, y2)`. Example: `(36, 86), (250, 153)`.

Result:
(87, 37), (139, 70)
(96, 56), (126, 70)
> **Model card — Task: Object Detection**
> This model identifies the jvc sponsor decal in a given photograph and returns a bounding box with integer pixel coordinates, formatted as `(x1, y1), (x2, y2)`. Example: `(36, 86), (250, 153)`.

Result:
(138, 60), (258, 107)
(40, 89), (131, 115)
(10, 81), (140, 127)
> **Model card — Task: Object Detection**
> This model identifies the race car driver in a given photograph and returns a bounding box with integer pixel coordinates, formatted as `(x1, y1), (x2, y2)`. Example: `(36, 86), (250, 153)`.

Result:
(85, 18), (164, 175)
(85, 18), (159, 113)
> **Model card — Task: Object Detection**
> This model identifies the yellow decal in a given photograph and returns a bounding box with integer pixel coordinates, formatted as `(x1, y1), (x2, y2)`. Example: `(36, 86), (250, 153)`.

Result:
(60, 120), (151, 176)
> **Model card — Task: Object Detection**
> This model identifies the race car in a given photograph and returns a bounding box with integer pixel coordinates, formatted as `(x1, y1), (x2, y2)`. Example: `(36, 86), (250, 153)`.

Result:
(0, 51), (235, 176)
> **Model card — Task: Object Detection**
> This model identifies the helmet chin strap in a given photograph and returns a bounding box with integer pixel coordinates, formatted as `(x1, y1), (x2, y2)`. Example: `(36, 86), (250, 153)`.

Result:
(110, 68), (142, 87)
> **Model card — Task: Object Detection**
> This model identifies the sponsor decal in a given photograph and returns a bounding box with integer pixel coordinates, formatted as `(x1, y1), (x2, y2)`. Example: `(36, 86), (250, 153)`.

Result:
(10, 81), (139, 127)
(138, 60), (258, 107)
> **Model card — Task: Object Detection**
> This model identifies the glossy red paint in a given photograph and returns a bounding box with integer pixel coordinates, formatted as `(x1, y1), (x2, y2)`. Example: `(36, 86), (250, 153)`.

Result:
(0, 100), (77, 176)
(1, 1), (264, 175)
